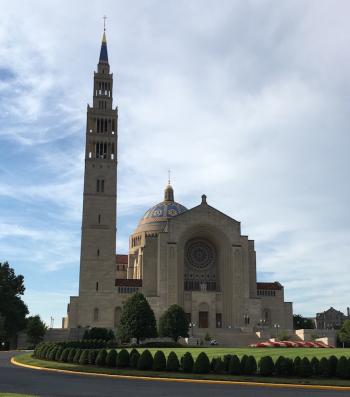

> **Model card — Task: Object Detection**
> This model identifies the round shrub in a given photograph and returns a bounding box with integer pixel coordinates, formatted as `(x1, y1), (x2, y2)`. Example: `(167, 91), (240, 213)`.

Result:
(329, 355), (338, 377)
(259, 356), (275, 377)
(137, 349), (153, 370)
(223, 355), (232, 372)
(95, 349), (107, 366)
(244, 356), (257, 375)
(79, 350), (89, 365)
(153, 350), (166, 371)
(310, 357), (320, 376)
(46, 345), (56, 360)
(194, 352), (210, 374)
(299, 357), (312, 378)
(116, 349), (130, 368)
(166, 351), (179, 372)
(319, 357), (331, 377)
(73, 349), (82, 364)
(293, 356), (301, 377)
(129, 349), (140, 369)
(181, 352), (194, 373)
(48, 347), (59, 361)
(88, 349), (99, 365)
(213, 357), (226, 374)
(106, 349), (117, 368)
(55, 347), (64, 361)
(240, 355), (248, 373)
(60, 348), (70, 363)
(228, 355), (241, 375)
(67, 348), (77, 363)
(336, 356), (348, 379)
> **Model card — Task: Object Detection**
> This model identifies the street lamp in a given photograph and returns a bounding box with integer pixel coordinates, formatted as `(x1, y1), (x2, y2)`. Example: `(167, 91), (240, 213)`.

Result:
(189, 322), (196, 337)
(274, 323), (280, 338)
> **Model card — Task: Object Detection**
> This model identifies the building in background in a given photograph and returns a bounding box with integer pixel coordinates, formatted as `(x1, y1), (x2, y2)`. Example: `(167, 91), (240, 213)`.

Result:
(316, 307), (350, 329)
(65, 29), (293, 345)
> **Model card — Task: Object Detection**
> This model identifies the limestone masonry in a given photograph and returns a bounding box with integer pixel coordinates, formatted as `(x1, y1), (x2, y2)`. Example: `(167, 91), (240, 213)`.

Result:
(66, 31), (293, 345)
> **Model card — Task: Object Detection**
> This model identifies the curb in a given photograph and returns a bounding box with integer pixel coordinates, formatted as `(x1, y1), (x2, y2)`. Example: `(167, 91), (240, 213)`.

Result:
(11, 356), (350, 392)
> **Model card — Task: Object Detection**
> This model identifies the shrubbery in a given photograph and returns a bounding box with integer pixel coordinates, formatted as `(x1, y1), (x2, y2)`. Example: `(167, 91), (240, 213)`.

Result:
(116, 349), (130, 368)
(31, 342), (350, 380)
(129, 349), (140, 369)
(95, 349), (107, 366)
(181, 352), (194, 373)
(153, 350), (166, 371)
(259, 356), (274, 376)
(166, 351), (180, 372)
(137, 349), (153, 370)
(106, 349), (117, 367)
(194, 352), (210, 374)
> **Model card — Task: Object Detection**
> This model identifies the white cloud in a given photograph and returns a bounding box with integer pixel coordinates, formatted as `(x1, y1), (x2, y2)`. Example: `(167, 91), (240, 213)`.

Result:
(0, 0), (349, 322)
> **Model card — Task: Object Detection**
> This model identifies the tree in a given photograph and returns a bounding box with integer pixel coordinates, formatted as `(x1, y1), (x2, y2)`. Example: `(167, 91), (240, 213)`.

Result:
(117, 293), (157, 343)
(26, 315), (47, 346)
(158, 304), (189, 342)
(0, 262), (28, 347)
(293, 314), (315, 330)
(338, 320), (350, 347)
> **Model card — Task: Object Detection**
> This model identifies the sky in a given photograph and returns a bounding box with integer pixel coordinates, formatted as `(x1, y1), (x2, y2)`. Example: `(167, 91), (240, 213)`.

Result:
(0, 0), (349, 326)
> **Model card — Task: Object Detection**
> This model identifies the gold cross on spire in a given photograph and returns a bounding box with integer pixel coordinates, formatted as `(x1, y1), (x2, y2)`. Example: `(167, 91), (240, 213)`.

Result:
(168, 169), (171, 185)
(103, 15), (107, 32)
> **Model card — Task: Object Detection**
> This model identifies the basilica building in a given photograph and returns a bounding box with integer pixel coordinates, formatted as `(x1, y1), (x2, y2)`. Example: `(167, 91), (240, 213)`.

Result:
(66, 31), (293, 344)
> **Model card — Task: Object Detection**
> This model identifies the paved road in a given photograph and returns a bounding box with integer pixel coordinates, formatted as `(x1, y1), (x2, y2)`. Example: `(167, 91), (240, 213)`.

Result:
(1, 351), (350, 397)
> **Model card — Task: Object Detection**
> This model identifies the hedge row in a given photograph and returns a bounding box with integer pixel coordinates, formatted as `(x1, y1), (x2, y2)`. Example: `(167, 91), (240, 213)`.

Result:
(33, 344), (350, 379)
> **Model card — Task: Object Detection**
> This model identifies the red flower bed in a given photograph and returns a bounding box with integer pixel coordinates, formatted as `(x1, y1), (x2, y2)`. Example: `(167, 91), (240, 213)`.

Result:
(250, 340), (334, 348)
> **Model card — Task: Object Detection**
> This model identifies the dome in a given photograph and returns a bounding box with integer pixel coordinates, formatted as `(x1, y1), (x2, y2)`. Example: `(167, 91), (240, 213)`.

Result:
(135, 183), (187, 233)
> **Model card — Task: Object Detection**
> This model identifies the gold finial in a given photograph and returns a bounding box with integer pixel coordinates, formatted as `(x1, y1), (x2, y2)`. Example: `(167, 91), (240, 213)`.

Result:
(168, 169), (171, 185)
(103, 15), (107, 32)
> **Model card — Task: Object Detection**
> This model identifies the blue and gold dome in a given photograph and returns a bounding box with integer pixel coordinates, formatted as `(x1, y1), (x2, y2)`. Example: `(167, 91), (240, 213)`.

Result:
(136, 184), (187, 233)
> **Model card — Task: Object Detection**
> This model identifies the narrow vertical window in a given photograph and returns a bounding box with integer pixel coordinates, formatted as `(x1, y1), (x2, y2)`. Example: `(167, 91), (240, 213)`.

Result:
(98, 214), (101, 224)
(96, 282), (99, 291)
(96, 179), (100, 192)
(101, 180), (105, 192)
(97, 249), (100, 257)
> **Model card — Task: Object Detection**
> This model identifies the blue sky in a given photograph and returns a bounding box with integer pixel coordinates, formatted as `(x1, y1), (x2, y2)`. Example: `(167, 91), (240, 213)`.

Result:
(0, 0), (350, 326)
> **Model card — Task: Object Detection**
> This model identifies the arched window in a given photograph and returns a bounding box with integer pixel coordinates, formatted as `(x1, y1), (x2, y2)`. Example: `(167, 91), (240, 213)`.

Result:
(93, 307), (99, 322)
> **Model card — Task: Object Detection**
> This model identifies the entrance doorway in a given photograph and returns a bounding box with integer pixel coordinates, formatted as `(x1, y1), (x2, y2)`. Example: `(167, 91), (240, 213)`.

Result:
(199, 311), (208, 328)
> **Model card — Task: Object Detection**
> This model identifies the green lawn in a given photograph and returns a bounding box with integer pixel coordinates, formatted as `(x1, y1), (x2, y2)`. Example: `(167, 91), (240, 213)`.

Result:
(13, 353), (350, 387)
(127, 347), (350, 361)
(0, 394), (37, 397)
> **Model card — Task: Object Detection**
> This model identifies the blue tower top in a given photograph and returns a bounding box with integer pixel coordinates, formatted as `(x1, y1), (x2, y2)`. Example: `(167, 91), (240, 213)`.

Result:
(99, 31), (109, 63)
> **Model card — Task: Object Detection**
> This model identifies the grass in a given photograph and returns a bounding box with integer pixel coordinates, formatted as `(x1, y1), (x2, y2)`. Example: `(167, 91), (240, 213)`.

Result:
(14, 353), (350, 388)
(0, 394), (37, 397)
(125, 347), (350, 361)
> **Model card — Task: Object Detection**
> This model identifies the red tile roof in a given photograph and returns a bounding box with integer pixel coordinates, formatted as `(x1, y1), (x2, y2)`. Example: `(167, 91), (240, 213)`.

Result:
(115, 279), (142, 287)
(116, 254), (128, 265)
(257, 282), (282, 290)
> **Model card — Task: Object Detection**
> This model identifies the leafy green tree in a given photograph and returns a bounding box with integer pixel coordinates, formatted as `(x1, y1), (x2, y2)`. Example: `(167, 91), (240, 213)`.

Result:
(293, 314), (315, 329)
(26, 315), (47, 346)
(0, 262), (28, 346)
(117, 293), (157, 343)
(158, 304), (189, 342)
(338, 320), (350, 347)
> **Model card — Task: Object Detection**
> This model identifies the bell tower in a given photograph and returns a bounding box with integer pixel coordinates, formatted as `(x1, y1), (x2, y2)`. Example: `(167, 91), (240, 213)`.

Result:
(78, 27), (118, 302)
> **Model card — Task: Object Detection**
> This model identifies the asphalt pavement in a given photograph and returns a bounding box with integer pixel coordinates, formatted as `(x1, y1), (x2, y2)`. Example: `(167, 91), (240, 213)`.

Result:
(1, 351), (350, 397)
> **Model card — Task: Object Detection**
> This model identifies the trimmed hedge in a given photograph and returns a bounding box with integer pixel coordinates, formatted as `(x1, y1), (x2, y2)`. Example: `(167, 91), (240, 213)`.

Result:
(181, 352), (194, 373)
(31, 343), (350, 380)
(166, 351), (180, 372)
(137, 350), (153, 370)
(106, 349), (117, 367)
(117, 349), (130, 368)
(153, 350), (166, 371)
(129, 349), (140, 369)
(194, 352), (210, 374)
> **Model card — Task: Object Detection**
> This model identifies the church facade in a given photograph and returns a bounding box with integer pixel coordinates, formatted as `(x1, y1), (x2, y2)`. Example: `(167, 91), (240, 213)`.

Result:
(67, 31), (293, 343)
